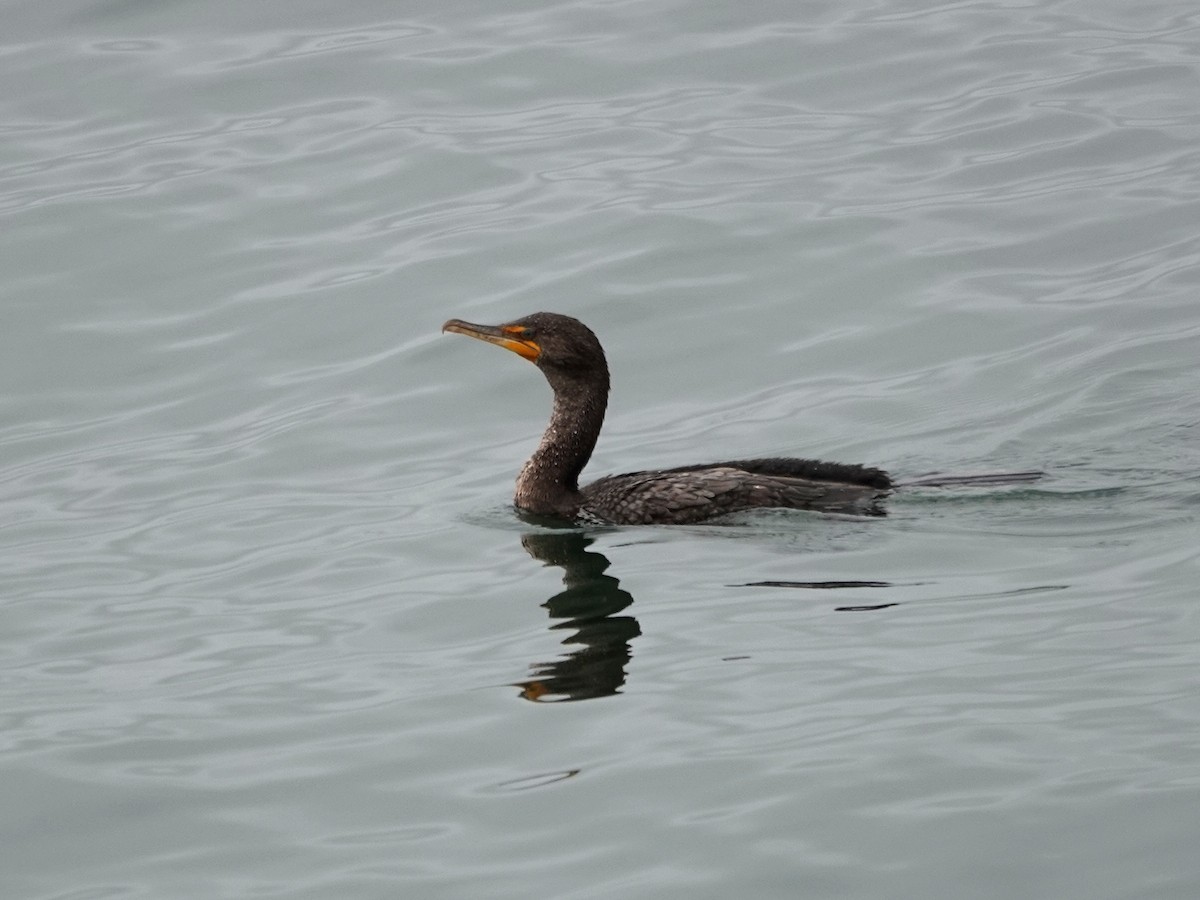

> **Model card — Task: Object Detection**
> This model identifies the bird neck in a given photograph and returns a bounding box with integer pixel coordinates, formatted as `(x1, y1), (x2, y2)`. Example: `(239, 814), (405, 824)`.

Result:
(515, 375), (608, 517)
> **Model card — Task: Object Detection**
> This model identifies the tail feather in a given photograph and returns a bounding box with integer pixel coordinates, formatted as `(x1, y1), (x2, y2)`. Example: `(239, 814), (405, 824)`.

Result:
(898, 471), (1044, 489)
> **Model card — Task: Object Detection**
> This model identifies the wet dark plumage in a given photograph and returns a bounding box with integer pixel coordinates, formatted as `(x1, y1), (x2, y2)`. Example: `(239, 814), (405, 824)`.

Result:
(442, 312), (892, 525)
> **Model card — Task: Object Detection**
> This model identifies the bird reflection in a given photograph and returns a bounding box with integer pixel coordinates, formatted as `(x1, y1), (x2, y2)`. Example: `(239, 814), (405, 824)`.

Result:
(513, 530), (640, 702)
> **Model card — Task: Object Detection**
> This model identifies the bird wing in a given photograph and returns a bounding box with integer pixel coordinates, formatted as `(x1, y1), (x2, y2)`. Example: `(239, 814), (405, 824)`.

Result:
(583, 466), (886, 524)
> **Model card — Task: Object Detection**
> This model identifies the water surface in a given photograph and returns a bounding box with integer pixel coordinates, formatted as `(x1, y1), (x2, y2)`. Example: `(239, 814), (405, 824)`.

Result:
(3, 1), (1199, 897)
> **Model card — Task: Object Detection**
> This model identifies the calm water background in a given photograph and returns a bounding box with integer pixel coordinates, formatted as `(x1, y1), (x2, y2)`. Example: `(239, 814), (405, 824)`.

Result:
(3, 1), (1200, 897)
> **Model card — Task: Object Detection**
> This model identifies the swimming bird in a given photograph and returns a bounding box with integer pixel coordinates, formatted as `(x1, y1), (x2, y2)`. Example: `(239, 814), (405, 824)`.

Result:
(442, 312), (893, 524)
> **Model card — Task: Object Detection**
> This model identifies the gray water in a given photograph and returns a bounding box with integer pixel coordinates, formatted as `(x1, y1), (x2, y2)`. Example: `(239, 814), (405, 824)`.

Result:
(4, 1), (1200, 897)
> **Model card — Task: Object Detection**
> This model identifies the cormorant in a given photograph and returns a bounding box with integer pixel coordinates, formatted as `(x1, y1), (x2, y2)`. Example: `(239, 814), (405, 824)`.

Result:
(443, 312), (893, 524)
